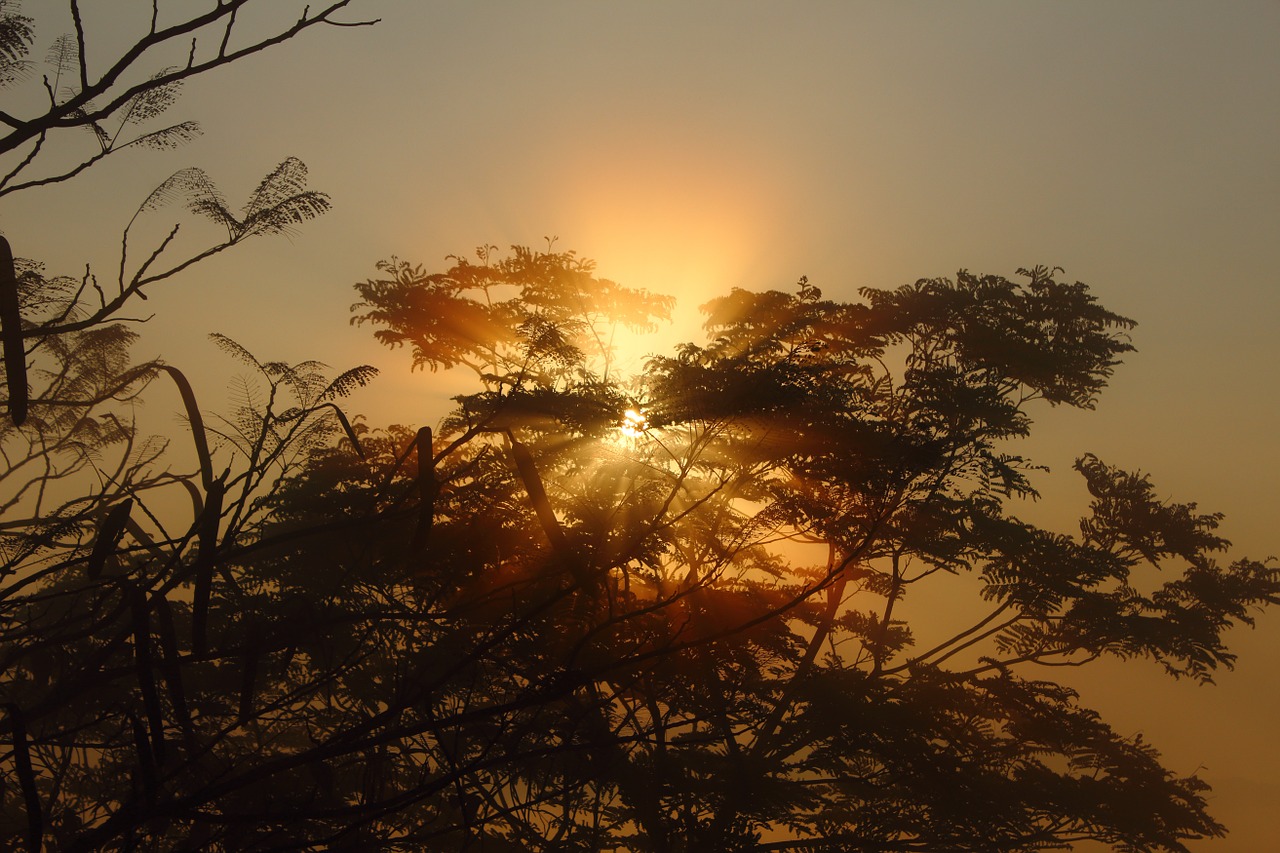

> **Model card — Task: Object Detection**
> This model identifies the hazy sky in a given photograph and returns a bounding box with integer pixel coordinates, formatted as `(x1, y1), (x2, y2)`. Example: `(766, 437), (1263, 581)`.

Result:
(7, 1), (1280, 848)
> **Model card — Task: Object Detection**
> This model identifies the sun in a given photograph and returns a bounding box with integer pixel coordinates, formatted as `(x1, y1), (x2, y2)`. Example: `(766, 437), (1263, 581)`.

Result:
(619, 408), (648, 438)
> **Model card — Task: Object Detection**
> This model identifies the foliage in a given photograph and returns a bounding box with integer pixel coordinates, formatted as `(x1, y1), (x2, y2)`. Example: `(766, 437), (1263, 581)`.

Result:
(5, 218), (1279, 849)
(0, 3), (377, 850)
(352, 243), (674, 383)
(80, 246), (1258, 852)
(0, 3), (1275, 851)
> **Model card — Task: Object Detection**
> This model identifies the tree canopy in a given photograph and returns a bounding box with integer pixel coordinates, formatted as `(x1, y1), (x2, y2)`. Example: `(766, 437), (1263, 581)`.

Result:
(1, 3), (1276, 851)
(322, 247), (1277, 851)
(5, 232), (1279, 849)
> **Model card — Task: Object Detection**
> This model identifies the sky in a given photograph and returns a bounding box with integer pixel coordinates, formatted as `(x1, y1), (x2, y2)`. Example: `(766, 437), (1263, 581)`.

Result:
(6, 1), (1280, 848)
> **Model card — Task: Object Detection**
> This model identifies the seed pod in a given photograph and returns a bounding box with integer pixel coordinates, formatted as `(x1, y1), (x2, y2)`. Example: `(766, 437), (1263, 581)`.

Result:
(129, 710), (157, 804)
(152, 594), (195, 748)
(87, 499), (134, 579)
(411, 426), (438, 554)
(237, 621), (262, 725)
(159, 365), (213, 491)
(4, 704), (42, 852)
(0, 237), (27, 427)
(128, 582), (165, 764)
(191, 478), (224, 657)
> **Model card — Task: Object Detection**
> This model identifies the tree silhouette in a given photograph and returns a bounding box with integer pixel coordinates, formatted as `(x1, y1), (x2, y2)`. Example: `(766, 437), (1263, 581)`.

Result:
(318, 249), (1277, 851)
(5, 225), (1279, 848)
(0, 3), (378, 849)
(1, 3), (1276, 851)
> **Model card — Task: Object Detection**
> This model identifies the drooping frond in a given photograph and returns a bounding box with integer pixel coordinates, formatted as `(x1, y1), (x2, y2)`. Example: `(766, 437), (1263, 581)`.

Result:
(116, 69), (183, 128)
(0, 1), (32, 88)
(64, 104), (108, 150)
(130, 121), (201, 151)
(239, 157), (331, 238)
(209, 333), (263, 371)
(134, 166), (210, 217)
(319, 364), (379, 401)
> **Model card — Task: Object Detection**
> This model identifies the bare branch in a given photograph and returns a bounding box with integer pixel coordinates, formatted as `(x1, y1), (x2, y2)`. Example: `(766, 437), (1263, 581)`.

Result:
(69, 0), (88, 91)
(0, 129), (42, 190)
(0, 2), (375, 160)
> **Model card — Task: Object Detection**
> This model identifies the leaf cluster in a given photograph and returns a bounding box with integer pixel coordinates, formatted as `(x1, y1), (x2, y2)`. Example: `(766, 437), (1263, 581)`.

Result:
(5, 243), (1272, 853)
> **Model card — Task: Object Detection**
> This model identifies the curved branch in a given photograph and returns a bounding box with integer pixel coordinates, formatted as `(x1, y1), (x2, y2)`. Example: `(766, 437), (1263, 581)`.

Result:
(0, 2), (378, 159)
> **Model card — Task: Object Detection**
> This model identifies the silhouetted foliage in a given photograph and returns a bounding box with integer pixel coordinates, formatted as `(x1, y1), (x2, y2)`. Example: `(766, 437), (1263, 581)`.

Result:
(224, 247), (1271, 852)
(7, 238), (1280, 850)
(0, 3), (377, 849)
(1, 3), (1276, 852)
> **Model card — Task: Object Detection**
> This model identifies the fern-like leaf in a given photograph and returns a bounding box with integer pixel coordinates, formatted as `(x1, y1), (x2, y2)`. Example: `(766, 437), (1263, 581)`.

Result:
(131, 120), (201, 151)
(133, 167), (206, 217)
(242, 157), (310, 219)
(118, 69), (183, 127)
(239, 158), (330, 238)
(242, 191), (331, 238)
(209, 333), (263, 371)
(44, 33), (77, 101)
(319, 364), (379, 401)
(0, 3), (33, 67)
(0, 3), (32, 89)
(182, 169), (237, 237)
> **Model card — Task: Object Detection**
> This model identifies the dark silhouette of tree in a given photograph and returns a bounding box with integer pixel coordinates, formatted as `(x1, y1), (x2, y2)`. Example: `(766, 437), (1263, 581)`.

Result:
(319, 249), (1277, 851)
(0, 0), (375, 419)
(0, 3), (1276, 851)
(0, 3), (378, 849)
(6, 229), (1279, 849)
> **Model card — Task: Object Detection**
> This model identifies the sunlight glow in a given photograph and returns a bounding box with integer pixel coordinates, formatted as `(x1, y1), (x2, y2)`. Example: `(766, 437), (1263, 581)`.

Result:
(551, 118), (781, 377)
(619, 408), (648, 438)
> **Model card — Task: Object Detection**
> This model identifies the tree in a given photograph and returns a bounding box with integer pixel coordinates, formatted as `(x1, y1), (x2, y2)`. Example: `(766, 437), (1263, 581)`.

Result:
(224, 247), (1275, 851)
(0, 3), (1274, 851)
(0, 0), (375, 419)
(0, 3), (379, 849)
(5, 222), (1276, 848)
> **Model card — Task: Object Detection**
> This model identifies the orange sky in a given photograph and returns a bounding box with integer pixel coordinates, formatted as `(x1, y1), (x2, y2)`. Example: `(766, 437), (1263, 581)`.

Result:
(6, 2), (1279, 847)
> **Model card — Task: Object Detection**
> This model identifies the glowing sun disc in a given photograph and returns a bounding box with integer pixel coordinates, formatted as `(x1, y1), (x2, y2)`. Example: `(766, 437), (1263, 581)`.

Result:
(620, 408), (648, 437)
